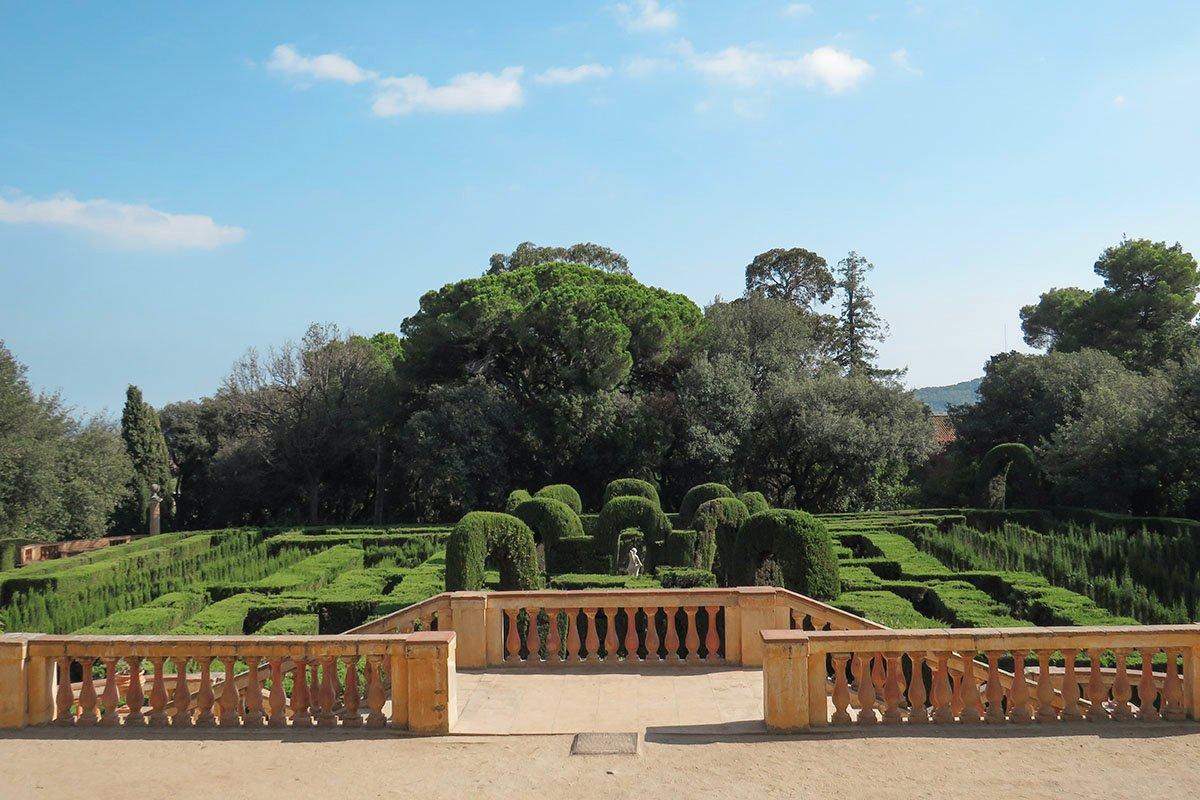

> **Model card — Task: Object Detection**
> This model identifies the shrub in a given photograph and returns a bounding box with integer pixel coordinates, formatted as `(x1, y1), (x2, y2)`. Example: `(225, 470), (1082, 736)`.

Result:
(445, 512), (540, 591)
(617, 528), (645, 571)
(602, 478), (660, 508)
(732, 510), (840, 599)
(551, 536), (598, 573)
(504, 489), (532, 513)
(737, 491), (770, 516)
(596, 496), (672, 571)
(549, 573), (661, 590)
(678, 483), (735, 525)
(257, 614), (320, 635)
(693, 497), (749, 583)
(512, 497), (584, 572)
(657, 567), (716, 588)
(534, 484), (583, 515)
(663, 530), (716, 570)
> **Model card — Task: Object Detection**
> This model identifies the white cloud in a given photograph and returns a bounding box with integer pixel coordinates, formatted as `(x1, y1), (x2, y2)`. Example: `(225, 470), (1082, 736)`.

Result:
(682, 41), (872, 93)
(783, 3), (813, 16)
(890, 47), (922, 75)
(0, 191), (245, 251)
(624, 55), (673, 77)
(535, 64), (612, 85)
(373, 67), (524, 116)
(267, 44), (376, 84)
(616, 0), (678, 32)
(1113, 95), (1127, 107)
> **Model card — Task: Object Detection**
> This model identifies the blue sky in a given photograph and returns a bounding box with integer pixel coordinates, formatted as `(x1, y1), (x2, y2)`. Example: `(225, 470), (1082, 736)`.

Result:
(3, 1), (1199, 416)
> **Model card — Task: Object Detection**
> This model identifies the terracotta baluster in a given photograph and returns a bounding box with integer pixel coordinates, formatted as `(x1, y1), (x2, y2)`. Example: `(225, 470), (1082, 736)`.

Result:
(984, 652), (1005, 723)
(931, 652), (953, 723)
(683, 607), (701, 662)
(1137, 648), (1159, 721)
(1084, 649), (1108, 722)
(949, 669), (965, 720)
(565, 609), (582, 663)
(958, 656), (983, 723)
(1112, 649), (1134, 720)
(525, 609), (542, 664)
(907, 653), (929, 724)
(244, 659), (264, 726)
(55, 657), (75, 725)
(1162, 648), (1185, 721)
(194, 659), (216, 726)
(882, 654), (904, 724)
(172, 657), (192, 726)
(321, 656), (340, 725)
(583, 609), (600, 662)
(78, 658), (99, 726)
(268, 658), (287, 727)
(292, 660), (311, 726)
(1007, 652), (1032, 723)
(855, 654), (879, 725)
(215, 657), (239, 726)
(99, 658), (120, 726)
(546, 611), (562, 663)
(147, 657), (169, 726)
(872, 652), (886, 698)
(663, 607), (681, 661)
(341, 657), (361, 727)
(603, 608), (619, 662)
(505, 609), (521, 663)
(831, 654), (852, 724)
(703, 606), (721, 661)
(643, 607), (661, 661)
(1033, 650), (1056, 722)
(1061, 650), (1082, 721)
(126, 657), (145, 726)
(364, 656), (386, 728)
(308, 658), (323, 720)
(624, 607), (640, 661)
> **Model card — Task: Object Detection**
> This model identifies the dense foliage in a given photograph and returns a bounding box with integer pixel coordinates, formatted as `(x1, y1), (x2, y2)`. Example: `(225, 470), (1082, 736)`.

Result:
(596, 495), (672, 568)
(602, 478), (660, 508)
(731, 510), (840, 599)
(511, 497), (584, 572)
(444, 511), (540, 591)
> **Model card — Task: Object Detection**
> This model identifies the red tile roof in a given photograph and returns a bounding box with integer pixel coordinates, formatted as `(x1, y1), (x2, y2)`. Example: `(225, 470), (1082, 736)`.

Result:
(932, 414), (956, 446)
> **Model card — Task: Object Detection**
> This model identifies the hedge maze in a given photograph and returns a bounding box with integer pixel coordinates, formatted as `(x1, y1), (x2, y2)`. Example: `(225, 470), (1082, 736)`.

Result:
(1, 476), (1193, 637)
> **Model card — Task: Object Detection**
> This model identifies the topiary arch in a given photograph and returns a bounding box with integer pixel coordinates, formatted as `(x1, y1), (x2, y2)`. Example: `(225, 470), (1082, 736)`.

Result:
(534, 484), (583, 515)
(511, 497), (584, 573)
(692, 496), (750, 585)
(731, 510), (840, 599)
(978, 443), (1040, 509)
(445, 511), (541, 591)
(602, 477), (660, 508)
(596, 495), (672, 572)
(678, 482), (735, 525)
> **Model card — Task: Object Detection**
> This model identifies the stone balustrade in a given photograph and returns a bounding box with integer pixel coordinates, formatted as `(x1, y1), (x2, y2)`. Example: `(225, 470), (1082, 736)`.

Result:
(0, 632), (457, 733)
(762, 626), (1200, 731)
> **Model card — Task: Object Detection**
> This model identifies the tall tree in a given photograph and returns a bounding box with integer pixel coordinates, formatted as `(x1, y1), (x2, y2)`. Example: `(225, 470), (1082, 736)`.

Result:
(744, 247), (836, 309)
(831, 251), (891, 376)
(118, 385), (173, 533)
(488, 241), (631, 275)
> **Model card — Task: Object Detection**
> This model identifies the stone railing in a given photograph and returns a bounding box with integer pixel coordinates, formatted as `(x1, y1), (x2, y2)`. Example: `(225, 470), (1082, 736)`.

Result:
(761, 626), (1200, 730)
(18, 535), (144, 566)
(0, 631), (457, 733)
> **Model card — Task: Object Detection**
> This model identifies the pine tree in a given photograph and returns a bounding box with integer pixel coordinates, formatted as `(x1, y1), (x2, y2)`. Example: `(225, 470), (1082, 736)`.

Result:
(832, 251), (897, 378)
(118, 385), (173, 533)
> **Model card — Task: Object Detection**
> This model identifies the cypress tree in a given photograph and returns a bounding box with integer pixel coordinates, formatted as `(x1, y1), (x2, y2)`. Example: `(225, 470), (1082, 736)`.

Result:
(118, 385), (173, 533)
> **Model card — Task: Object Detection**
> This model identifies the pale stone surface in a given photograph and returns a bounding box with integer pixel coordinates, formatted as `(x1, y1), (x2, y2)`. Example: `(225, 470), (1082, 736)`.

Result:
(570, 732), (638, 754)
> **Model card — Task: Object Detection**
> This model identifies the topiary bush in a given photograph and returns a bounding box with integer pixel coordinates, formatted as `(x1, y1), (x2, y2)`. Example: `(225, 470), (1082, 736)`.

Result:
(737, 491), (770, 516)
(552, 536), (598, 573)
(504, 489), (532, 514)
(731, 510), (840, 599)
(535, 484), (583, 515)
(512, 497), (584, 573)
(657, 567), (717, 588)
(693, 496), (750, 583)
(663, 530), (704, 568)
(445, 511), (541, 591)
(602, 478), (660, 508)
(617, 528), (645, 571)
(679, 482), (735, 525)
(596, 496), (672, 572)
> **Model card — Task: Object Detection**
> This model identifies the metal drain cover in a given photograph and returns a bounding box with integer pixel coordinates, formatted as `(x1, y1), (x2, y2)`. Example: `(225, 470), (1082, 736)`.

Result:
(570, 732), (640, 755)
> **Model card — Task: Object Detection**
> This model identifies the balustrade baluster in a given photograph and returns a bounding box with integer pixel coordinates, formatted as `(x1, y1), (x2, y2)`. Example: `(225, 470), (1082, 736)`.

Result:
(292, 660), (311, 726)
(364, 656), (386, 728)
(78, 658), (98, 726)
(703, 606), (721, 661)
(147, 657), (168, 726)
(1084, 649), (1108, 722)
(1137, 648), (1160, 721)
(1112, 649), (1134, 721)
(341, 657), (361, 727)
(216, 657), (240, 726)
(931, 653), (953, 723)
(643, 607), (661, 661)
(603, 608), (619, 662)
(683, 607), (700, 662)
(583, 609), (600, 663)
(855, 653), (879, 725)
(99, 658), (120, 726)
(831, 654), (852, 725)
(1061, 650), (1082, 721)
(623, 607), (640, 661)
(984, 652), (1004, 723)
(1162, 648), (1185, 721)
(504, 609), (521, 663)
(546, 611), (562, 663)
(126, 657), (145, 726)
(882, 654), (903, 724)
(663, 607), (680, 661)
(959, 656), (983, 723)
(949, 669), (965, 720)
(172, 657), (192, 726)
(194, 659), (216, 726)
(244, 659), (264, 726)
(565, 609), (582, 663)
(525, 609), (542, 664)
(872, 652), (886, 697)
(1007, 652), (1032, 723)
(55, 657), (75, 726)
(268, 658), (287, 727)
(318, 657), (338, 725)
(907, 653), (929, 724)
(1034, 650), (1057, 722)
(308, 658), (323, 720)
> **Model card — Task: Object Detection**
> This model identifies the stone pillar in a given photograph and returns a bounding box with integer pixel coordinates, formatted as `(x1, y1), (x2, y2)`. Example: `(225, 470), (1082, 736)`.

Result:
(404, 631), (457, 734)
(484, 604), (505, 667)
(447, 592), (488, 669)
(0, 635), (32, 728)
(761, 631), (810, 732)
(738, 587), (789, 667)
(1186, 643), (1200, 721)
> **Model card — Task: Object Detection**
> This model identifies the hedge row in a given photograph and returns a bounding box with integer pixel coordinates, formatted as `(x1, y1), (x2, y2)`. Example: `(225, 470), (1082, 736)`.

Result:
(445, 512), (540, 592)
(75, 590), (207, 635)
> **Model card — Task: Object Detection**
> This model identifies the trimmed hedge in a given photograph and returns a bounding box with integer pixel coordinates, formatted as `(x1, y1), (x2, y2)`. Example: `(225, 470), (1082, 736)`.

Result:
(512, 497), (584, 573)
(445, 512), (540, 591)
(732, 510), (840, 599)
(256, 613), (320, 635)
(373, 552), (447, 617)
(833, 590), (940, 628)
(534, 484), (583, 515)
(736, 491), (770, 516)
(602, 478), (660, 508)
(549, 573), (661, 590)
(657, 567), (716, 588)
(692, 497), (749, 583)
(551, 536), (599, 573)
(504, 489), (532, 514)
(596, 496), (672, 571)
(75, 590), (207, 635)
(678, 483), (735, 525)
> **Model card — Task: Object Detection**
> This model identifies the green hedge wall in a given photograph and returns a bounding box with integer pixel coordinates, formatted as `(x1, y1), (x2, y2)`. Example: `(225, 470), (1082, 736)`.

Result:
(596, 496), (672, 571)
(602, 478), (660, 508)
(732, 510), (840, 599)
(505, 489), (532, 513)
(736, 491), (770, 516)
(657, 567), (717, 588)
(692, 497), (749, 584)
(678, 483), (735, 526)
(534, 484), (583, 515)
(445, 512), (540, 591)
(512, 497), (584, 573)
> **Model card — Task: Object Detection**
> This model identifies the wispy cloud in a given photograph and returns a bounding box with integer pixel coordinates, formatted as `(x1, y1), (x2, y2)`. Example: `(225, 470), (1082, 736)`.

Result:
(624, 55), (674, 77)
(782, 3), (813, 17)
(535, 64), (612, 85)
(680, 41), (872, 93)
(0, 191), (245, 251)
(616, 0), (678, 32)
(1113, 95), (1127, 107)
(890, 48), (921, 75)
(267, 44), (377, 84)
(373, 68), (524, 115)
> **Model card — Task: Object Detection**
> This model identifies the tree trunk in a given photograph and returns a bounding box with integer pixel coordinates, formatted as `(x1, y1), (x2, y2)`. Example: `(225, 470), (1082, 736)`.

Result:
(307, 479), (321, 525)
(373, 438), (384, 525)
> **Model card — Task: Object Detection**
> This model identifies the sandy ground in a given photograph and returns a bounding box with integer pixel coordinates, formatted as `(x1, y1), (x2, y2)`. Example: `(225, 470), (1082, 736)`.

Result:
(2, 725), (1199, 799)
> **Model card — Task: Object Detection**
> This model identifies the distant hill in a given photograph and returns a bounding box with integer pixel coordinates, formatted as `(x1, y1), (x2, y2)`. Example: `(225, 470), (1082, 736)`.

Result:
(914, 377), (982, 413)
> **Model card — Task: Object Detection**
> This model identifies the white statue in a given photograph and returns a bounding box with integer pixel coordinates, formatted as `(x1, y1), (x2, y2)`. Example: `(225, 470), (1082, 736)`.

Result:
(625, 546), (643, 577)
